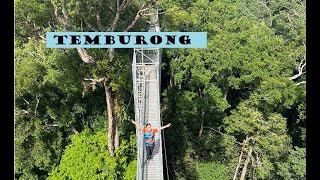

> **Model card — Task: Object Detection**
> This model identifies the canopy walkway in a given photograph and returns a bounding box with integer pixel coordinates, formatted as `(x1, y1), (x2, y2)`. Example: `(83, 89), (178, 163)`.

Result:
(132, 6), (165, 180)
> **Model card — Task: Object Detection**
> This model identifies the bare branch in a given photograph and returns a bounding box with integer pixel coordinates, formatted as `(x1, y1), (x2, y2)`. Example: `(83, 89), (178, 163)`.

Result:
(260, 0), (270, 11)
(116, 0), (120, 10)
(48, 21), (54, 29)
(124, 5), (148, 32)
(203, 126), (242, 145)
(289, 58), (306, 80)
(289, 72), (305, 80)
(107, 0), (121, 32)
(61, 0), (68, 21)
(83, 78), (106, 84)
(44, 123), (59, 128)
(120, 0), (133, 12)
(108, 11), (121, 32)
(36, 32), (46, 42)
(82, 78), (106, 97)
(105, 1), (147, 62)
(80, 19), (83, 31)
(109, 5), (116, 13)
(96, 0), (106, 31)
(49, 124), (59, 127)
(108, 0), (133, 32)
(203, 126), (224, 136)
(76, 48), (96, 64)
(142, 11), (167, 16)
(34, 96), (40, 116)
(51, 1), (64, 25)
(51, 1), (98, 68)
(22, 110), (29, 114)
(72, 126), (79, 134)
(80, 14), (98, 32)
(296, 81), (306, 86)
(45, 123), (78, 131)
(31, 19), (47, 42)
(96, 14), (106, 31)
(287, 14), (293, 24)
(293, 10), (300, 17)
(23, 99), (30, 105)
(299, 61), (306, 74)
(233, 148), (244, 180)
(51, 0), (71, 30)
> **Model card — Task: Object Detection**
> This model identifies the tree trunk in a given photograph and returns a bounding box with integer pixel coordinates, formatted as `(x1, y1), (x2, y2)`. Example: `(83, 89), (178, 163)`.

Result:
(170, 71), (175, 88)
(240, 146), (253, 180)
(108, 48), (115, 61)
(233, 148), (244, 180)
(71, 126), (79, 134)
(113, 98), (121, 149)
(104, 80), (115, 156)
(115, 126), (119, 148)
(199, 108), (206, 138)
(223, 82), (229, 100)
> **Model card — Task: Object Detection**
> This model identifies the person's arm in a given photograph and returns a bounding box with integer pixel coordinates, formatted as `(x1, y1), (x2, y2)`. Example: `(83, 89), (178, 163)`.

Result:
(156, 123), (171, 131)
(130, 119), (143, 131)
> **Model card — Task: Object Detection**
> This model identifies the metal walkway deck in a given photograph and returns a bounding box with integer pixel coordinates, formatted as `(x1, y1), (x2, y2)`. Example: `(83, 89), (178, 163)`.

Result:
(132, 6), (163, 180)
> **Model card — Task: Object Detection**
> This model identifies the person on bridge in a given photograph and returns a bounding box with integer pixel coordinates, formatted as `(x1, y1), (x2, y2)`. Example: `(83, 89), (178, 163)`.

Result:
(131, 120), (171, 162)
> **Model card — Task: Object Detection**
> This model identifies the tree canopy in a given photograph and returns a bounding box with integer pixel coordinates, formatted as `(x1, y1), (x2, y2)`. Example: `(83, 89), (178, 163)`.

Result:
(15, 0), (305, 179)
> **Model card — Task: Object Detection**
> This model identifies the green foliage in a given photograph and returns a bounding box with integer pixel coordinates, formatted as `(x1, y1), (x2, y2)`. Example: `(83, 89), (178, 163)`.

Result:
(15, 0), (54, 42)
(48, 130), (117, 179)
(249, 77), (297, 112)
(48, 129), (137, 180)
(160, 0), (305, 179)
(124, 160), (137, 180)
(15, 108), (64, 180)
(114, 134), (137, 177)
(15, 40), (46, 97)
(14, 39), (105, 179)
(237, 0), (306, 44)
(296, 101), (306, 146)
(198, 162), (229, 180)
(223, 102), (291, 179)
(276, 147), (306, 179)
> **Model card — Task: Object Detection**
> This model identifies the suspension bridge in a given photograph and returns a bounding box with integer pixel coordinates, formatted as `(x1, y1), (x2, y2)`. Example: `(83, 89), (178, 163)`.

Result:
(132, 5), (167, 180)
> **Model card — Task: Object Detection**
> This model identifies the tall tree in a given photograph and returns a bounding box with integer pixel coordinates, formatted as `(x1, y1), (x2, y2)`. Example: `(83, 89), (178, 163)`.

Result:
(15, 0), (153, 156)
(14, 39), (98, 179)
(48, 0), (150, 155)
(223, 101), (291, 179)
